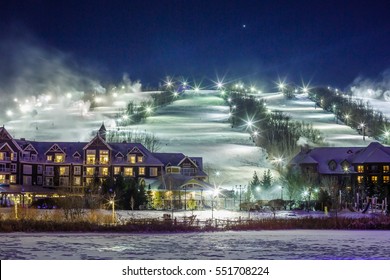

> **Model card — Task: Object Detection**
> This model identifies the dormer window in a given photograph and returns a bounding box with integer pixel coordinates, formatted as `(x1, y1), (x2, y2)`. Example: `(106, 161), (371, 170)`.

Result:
(47, 155), (53, 161)
(341, 160), (350, 172)
(138, 156), (144, 163)
(328, 160), (337, 171)
(128, 154), (136, 164)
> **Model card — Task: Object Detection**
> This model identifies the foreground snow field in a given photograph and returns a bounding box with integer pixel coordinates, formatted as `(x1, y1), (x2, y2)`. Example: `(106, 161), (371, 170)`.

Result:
(1, 230), (390, 259)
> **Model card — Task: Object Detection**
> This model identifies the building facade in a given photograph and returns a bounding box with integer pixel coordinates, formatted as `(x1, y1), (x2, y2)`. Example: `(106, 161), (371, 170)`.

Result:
(0, 125), (211, 207)
(289, 142), (390, 209)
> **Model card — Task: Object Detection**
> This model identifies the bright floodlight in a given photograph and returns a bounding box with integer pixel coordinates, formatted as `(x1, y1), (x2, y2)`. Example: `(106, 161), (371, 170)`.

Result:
(227, 98), (232, 103)
(14, 98), (18, 102)
(146, 106), (152, 113)
(122, 115), (129, 120)
(216, 82), (223, 89)
(173, 91), (179, 97)
(6, 110), (13, 116)
(250, 86), (256, 92)
(278, 82), (285, 90)
(194, 87), (200, 92)
(253, 130), (259, 136)
(302, 86), (309, 93)
(213, 189), (220, 197)
(66, 93), (72, 99)
(384, 131), (390, 137)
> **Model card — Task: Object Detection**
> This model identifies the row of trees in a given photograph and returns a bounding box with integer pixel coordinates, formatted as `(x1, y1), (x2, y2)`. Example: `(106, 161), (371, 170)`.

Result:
(309, 87), (390, 143)
(106, 129), (161, 152)
(225, 90), (323, 159)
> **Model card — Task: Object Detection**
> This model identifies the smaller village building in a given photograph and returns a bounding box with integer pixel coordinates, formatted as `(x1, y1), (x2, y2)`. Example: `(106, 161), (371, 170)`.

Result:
(0, 125), (212, 209)
(289, 142), (390, 210)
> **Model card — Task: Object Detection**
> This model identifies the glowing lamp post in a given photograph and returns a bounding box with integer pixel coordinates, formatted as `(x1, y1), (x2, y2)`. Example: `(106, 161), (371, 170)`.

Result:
(109, 192), (116, 224)
(359, 123), (366, 141)
(211, 188), (220, 220)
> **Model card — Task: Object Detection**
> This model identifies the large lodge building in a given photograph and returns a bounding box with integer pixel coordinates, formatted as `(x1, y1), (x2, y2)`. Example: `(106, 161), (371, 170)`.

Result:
(289, 142), (390, 209)
(0, 125), (211, 207)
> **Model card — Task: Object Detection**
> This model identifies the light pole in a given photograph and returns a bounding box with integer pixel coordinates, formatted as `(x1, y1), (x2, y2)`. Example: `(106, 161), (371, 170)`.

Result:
(360, 123), (366, 141)
(109, 192), (116, 224)
(280, 186), (284, 200)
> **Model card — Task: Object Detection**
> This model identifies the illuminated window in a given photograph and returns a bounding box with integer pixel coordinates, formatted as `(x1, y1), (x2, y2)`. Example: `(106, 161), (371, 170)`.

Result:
(139, 167), (145, 176)
(86, 178), (93, 186)
(371, 176), (378, 184)
(74, 177), (81, 186)
(55, 154), (64, 163)
(114, 167), (121, 175)
(86, 167), (95, 176)
(99, 150), (109, 164)
(150, 167), (158, 177)
(128, 154), (136, 164)
(357, 165), (364, 173)
(11, 152), (17, 161)
(10, 175), (16, 184)
(0, 152), (5, 161)
(357, 176), (364, 184)
(0, 174), (6, 184)
(384, 176), (390, 184)
(59, 167), (69, 176)
(137, 156), (144, 163)
(124, 167), (133, 177)
(47, 155), (53, 161)
(383, 166), (390, 173)
(100, 167), (109, 176)
(86, 150), (96, 164)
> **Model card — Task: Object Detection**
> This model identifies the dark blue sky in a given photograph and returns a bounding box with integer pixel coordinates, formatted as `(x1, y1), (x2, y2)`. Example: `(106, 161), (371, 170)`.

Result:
(1, 0), (390, 89)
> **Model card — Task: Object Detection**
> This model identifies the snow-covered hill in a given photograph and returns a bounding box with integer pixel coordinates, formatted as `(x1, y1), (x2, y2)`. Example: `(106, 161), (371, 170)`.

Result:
(1, 88), (385, 191)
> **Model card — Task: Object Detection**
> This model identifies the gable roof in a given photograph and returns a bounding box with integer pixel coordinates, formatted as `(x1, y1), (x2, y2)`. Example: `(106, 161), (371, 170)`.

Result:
(289, 142), (390, 174)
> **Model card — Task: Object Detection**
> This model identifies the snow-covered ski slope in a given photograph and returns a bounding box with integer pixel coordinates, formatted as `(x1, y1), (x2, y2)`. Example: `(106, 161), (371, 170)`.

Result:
(2, 89), (383, 189)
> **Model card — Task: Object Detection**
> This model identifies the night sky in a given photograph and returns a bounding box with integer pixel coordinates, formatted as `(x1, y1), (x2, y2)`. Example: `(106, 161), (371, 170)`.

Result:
(1, 0), (390, 89)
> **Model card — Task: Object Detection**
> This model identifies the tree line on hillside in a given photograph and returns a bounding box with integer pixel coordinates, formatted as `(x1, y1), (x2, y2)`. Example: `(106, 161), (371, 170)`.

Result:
(309, 87), (390, 144)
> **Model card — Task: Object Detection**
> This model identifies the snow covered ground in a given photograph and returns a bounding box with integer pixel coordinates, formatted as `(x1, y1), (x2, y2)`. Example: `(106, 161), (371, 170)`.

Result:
(1, 230), (390, 259)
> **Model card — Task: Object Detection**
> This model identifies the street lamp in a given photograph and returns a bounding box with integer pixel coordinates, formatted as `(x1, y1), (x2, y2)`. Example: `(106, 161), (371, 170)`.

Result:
(279, 186), (284, 200)
(211, 188), (220, 220)
(109, 192), (116, 224)
(359, 123), (366, 141)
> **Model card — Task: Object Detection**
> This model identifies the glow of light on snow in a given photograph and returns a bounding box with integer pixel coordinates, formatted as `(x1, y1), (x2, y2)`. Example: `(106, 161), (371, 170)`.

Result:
(6, 110), (13, 116)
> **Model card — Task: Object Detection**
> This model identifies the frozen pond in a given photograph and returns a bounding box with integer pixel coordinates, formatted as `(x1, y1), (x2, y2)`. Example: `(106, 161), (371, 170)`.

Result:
(1, 230), (390, 260)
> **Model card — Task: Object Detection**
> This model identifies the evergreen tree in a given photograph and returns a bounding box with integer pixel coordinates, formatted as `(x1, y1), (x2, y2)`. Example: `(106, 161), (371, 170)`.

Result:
(260, 169), (273, 191)
(249, 171), (261, 199)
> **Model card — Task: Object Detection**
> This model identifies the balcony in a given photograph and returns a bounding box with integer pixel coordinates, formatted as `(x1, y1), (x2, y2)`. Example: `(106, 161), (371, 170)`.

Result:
(0, 157), (11, 162)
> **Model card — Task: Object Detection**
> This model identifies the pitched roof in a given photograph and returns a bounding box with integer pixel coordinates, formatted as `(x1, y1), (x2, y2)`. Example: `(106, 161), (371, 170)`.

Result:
(352, 142), (390, 163)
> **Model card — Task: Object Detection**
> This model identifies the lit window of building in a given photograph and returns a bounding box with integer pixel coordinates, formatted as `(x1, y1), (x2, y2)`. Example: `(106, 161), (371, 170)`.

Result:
(86, 167), (95, 176)
(371, 176), (378, 184)
(10, 175), (16, 184)
(55, 154), (64, 163)
(357, 165), (364, 173)
(124, 167), (133, 177)
(0, 152), (5, 161)
(86, 150), (96, 164)
(74, 177), (81, 186)
(128, 154), (136, 164)
(384, 176), (390, 184)
(99, 150), (109, 164)
(138, 156), (144, 163)
(357, 176), (364, 184)
(100, 167), (109, 176)
(0, 174), (6, 184)
(383, 166), (390, 173)
(59, 167), (69, 176)
(114, 167), (121, 175)
(47, 155), (53, 161)
(139, 167), (145, 176)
